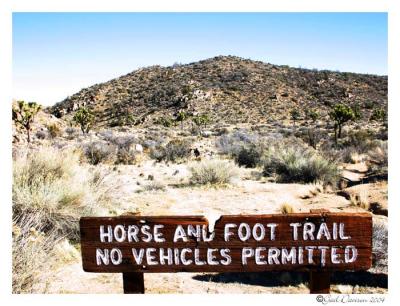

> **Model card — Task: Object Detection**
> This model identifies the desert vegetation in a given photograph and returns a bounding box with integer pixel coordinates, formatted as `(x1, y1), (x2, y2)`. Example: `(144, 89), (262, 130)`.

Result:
(12, 56), (388, 293)
(12, 146), (118, 292)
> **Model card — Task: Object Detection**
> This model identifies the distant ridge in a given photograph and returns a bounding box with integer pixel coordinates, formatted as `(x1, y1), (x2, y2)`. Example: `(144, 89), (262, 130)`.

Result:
(50, 55), (387, 127)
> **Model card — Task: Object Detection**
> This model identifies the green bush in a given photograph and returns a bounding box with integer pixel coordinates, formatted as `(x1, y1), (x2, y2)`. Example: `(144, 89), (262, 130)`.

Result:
(233, 145), (262, 168)
(262, 144), (339, 185)
(155, 116), (174, 127)
(370, 108), (386, 123)
(189, 159), (238, 185)
(150, 139), (192, 162)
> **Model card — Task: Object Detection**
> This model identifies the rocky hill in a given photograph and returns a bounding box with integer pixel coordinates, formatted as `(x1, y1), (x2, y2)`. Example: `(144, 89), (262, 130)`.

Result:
(50, 55), (387, 128)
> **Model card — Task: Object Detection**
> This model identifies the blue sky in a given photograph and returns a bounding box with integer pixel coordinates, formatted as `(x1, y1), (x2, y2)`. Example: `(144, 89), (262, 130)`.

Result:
(13, 13), (387, 106)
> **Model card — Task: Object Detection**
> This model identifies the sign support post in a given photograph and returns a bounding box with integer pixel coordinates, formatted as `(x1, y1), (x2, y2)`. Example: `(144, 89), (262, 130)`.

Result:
(122, 272), (145, 294)
(309, 271), (331, 294)
(308, 209), (331, 294)
(122, 272), (144, 294)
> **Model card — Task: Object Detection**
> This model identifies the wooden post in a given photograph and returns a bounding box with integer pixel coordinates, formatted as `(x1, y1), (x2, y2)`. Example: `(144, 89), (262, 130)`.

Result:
(309, 209), (331, 293)
(309, 271), (331, 294)
(122, 272), (145, 294)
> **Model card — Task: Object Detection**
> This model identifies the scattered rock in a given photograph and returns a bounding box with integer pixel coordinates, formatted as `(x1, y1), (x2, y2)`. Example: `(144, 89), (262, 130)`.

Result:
(135, 144), (143, 153)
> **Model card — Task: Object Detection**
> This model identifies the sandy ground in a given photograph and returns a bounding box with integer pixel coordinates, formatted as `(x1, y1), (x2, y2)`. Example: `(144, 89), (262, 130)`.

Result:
(43, 160), (387, 294)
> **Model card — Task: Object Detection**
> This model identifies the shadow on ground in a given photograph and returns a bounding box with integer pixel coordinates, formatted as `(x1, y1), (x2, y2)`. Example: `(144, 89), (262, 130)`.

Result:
(192, 271), (387, 288)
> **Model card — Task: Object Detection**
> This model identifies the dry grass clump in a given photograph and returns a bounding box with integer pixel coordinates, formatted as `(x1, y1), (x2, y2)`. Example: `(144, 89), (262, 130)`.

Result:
(64, 127), (78, 140)
(12, 222), (60, 293)
(349, 190), (370, 210)
(367, 140), (388, 177)
(189, 159), (238, 186)
(46, 123), (62, 138)
(13, 146), (116, 292)
(262, 143), (339, 186)
(141, 180), (166, 192)
(338, 147), (365, 164)
(280, 203), (294, 214)
(350, 193), (370, 210)
(372, 221), (388, 273)
(115, 147), (138, 165)
(13, 146), (114, 238)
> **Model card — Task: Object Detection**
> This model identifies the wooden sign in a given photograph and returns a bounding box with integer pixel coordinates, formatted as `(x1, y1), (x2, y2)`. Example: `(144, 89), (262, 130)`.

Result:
(80, 211), (372, 293)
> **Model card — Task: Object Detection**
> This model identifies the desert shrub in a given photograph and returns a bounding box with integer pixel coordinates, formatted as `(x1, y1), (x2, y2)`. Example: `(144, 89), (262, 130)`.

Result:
(370, 108), (386, 122)
(319, 139), (365, 164)
(216, 130), (271, 168)
(262, 144), (339, 186)
(12, 146), (112, 239)
(99, 129), (114, 142)
(35, 130), (47, 140)
(216, 130), (259, 155)
(339, 147), (364, 164)
(12, 146), (115, 292)
(304, 128), (324, 149)
(65, 127), (78, 140)
(12, 223), (60, 293)
(149, 145), (167, 162)
(367, 141), (388, 177)
(189, 159), (238, 185)
(154, 116), (174, 127)
(150, 139), (192, 162)
(110, 135), (137, 149)
(141, 181), (166, 192)
(372, 221), (388, 272)
(46, 123), (62, 138)
(115, 147), (137, 165)
(142, 139), (164, 151)
(344, 130), (376, 152)
(349, 190), (370, 210)
(233, 145), (262, 168)
(83, 141), (116, 165)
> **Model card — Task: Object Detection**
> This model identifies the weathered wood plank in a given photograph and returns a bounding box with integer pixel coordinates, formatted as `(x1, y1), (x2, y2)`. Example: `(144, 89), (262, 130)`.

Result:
(80, 213), (372, 273)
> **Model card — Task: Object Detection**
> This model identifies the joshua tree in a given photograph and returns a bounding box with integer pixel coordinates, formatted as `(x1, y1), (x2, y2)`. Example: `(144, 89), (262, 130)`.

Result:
(290, 108), (301, 127)
(175, 110), (188, 130)
(305, 109), (319, 123)
(329, 103), (355, 144)
(73, 106), (94, 134)
(192, 114), (211, 134)
(12, 100), (41, 143)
